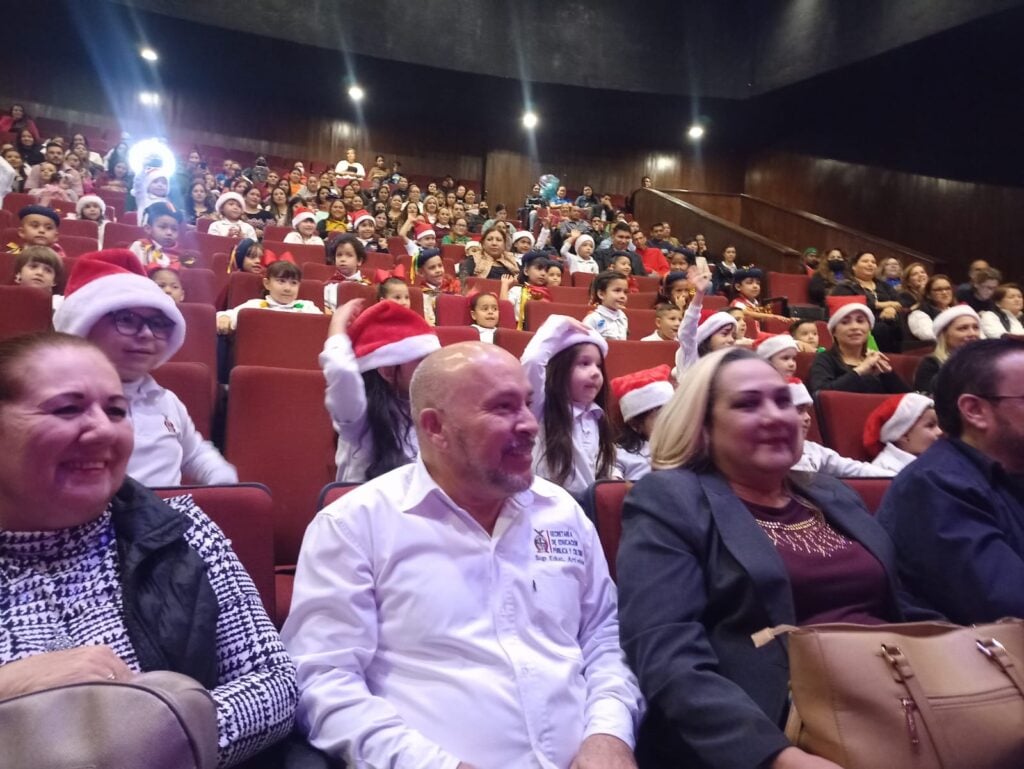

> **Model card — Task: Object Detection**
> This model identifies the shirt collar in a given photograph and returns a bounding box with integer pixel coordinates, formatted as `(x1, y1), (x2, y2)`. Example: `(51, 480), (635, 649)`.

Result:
(595, 305), (624, 320)
(571, 401), (603, 420)
(949, 437), (1006, 483)
(123, 375), (162, 398)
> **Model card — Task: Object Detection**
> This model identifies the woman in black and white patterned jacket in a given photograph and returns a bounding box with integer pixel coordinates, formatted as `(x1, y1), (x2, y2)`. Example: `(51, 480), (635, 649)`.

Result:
(0, 332), (297, 767)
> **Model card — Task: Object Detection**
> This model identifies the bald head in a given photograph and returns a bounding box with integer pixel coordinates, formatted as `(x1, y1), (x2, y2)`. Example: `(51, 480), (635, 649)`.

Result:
(410, 342), (520, 416)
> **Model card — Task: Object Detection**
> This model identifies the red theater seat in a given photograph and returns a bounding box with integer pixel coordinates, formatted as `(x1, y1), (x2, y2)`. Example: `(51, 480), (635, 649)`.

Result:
(101, 221), (146, 248)
(151, 361), (215, 439)
(169, 302), (218, 376)
(153, 484), (276, 620)
(225, 366), (337, 627)
(178, 267), (218, 306)
(605, 340), (677, 380)
(59, 218), (99, 239)
(815, 391), (892, 461)
(434, 293), (516, 329)
(842, 478), (892, 514)
(588, 480), (632, 581)
(493, 328), (535, 359)
(233, 310), (330, 369)
(0, 285), (53, 339)
(524, 301), (588, 331)
(435, 326), (479, 346)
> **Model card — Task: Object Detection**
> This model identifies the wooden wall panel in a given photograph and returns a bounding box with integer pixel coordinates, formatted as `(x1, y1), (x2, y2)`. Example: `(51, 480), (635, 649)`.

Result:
(744, 151), (1024, 282)
(661, 191), (742, 223)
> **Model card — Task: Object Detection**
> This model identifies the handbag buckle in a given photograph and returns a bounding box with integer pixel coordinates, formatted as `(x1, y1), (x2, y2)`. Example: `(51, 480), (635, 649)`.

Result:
(976, 638), (1006, 658)
(880, 643), (903, 665)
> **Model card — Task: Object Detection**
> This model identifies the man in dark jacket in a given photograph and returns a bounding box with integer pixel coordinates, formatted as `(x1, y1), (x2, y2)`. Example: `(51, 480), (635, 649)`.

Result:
(878, 337), (1024, 624)
(594, 222), (647, 275)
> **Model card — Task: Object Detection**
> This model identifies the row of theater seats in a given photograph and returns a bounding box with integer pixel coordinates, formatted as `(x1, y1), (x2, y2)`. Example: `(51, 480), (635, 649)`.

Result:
(155, 476), (893, 628)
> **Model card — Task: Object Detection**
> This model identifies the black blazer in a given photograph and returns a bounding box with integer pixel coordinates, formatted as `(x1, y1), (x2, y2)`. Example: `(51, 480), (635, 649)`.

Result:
(617, 468), (922, 769)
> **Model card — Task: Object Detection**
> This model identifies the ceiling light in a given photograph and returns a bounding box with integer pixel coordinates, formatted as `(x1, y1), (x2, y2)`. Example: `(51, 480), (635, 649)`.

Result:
(522, 111), (539, 129)
(687, 124), (705, 141)
(348, 85), (365, 102)
(140, 47), (159, 62)
(138, 91), (161, 107)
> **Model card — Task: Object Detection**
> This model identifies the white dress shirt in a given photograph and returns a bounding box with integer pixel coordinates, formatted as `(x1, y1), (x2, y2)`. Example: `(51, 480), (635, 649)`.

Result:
(792, 440), (894, 478)
(471, 324), (496, 343)
(123, 376), (238, 486)
(281, 459), (642, 769)
(583, 305), (628, 341)
(871, 443), (917, 475)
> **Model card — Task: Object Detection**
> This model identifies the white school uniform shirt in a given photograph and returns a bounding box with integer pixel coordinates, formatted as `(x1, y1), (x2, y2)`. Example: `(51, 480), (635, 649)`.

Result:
(123, 376), (238, 486)
(471, 323), (496, 343)
(615, 442), (652, 481)
(217, 296), (323, 331)
(208, 218), (258, 240)
(282, 231), (325, 246)
(640, 330), (671, 342)
(281, 458), (642, 769)
(792, 440), (894, 478)
(564, 252), (600, 275)
(871, 443), (918, 475)
(583, 305), (629, 341)
(320, 333), (418, 482)
(323, 273), (367, 312)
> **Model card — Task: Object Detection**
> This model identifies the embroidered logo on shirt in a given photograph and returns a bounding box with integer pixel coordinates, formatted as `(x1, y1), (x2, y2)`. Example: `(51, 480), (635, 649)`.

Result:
(163, 416), (177, 434)
(533, 528), (584, 565)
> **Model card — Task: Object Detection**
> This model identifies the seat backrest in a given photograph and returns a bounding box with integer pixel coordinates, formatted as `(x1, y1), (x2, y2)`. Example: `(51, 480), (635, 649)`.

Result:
(493, 328), (535, 359)
(887, 354), (920, 389)
(263, 225), (292, 242)
(195, 218), (212, 233)
(703, 294), (728, 311)
(225, 271), (264, 307)
(169, 302), (217, 375)
(794, 351), (816, 383)
(152, 483), (276, 618)
(225, 366), (337, 566)
(815, 391), (892, 461)
(439, 244), (466, 263)
(2, 191), (34, 213)
(605, 340), (677, 381)
(524, 301), (588, 331)
(178, 268), (218, 306)
(273, 242), (326, 266)
(0, 285), (53, 339)
(767, 271), (812, 305)
(59, 218), (99, 239)
(317, 482), (361, 510)
(591, 480), (631, 581)
(101, 221), (146, 248)
(546, 286), (590, 304)
(572, 271), (596, 288)
(299, 279), (326, 310)
(55, 234), (99, 258)
(435, 293), (516, 329)
(435, 326), (479, 346)
(386, 236), (406, 256)
(151, 361), (214, 438)
(233, 309), (330, 369)
(841, 478), (892, 515)
(624, 309), (658, 340)
(300, 262), (336, 282)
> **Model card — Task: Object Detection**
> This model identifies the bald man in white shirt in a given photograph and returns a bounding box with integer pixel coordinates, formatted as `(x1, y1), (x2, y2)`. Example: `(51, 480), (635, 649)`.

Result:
(282, 342), (642, 769)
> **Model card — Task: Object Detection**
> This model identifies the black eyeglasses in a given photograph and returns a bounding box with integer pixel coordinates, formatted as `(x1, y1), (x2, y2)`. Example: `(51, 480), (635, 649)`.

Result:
(976, 394), (1024, 404)
(110, 309), (175, 340)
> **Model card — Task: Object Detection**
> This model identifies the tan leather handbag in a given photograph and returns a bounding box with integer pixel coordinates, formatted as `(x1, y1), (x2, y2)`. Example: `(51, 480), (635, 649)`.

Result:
(0, 670), (219, 769)
(753, 620), (1024, 769)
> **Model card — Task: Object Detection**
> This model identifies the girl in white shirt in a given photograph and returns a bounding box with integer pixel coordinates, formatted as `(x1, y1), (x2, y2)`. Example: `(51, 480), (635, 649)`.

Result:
(282, 206), (325, 246)
(521, 314), (617, 495)
(863, 393), (941, 474)
(612, 365), (675, 481)
(217, 259), (322, 333)
(209, 191), (258, 240)
(582, 271), (629, 341)
(503, 251), (552, 329)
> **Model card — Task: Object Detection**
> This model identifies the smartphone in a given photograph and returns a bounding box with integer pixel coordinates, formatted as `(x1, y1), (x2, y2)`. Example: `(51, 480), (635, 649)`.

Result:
(696, 256), (710, 277)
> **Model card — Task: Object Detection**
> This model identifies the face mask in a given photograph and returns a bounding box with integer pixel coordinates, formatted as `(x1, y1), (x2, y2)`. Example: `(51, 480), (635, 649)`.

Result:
(829, 260), (845, 273)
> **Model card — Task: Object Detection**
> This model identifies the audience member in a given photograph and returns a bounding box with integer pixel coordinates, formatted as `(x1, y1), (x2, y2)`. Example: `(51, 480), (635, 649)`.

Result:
(907, 273), (956, 340)
(149, 265), (185, 303)
(218, 259), (322, 333)
(9, 204), (64, 256)
(879, 337), (1024, 624)
(913, 305), (981, 393)
(643, 303), (682, 342)
(459, 225), (518, 280)
(829, 251), (903, 352)
(209, 191), (258, 239)
(583, 270), (630, 341)
(612, 364), (674, 480)
(898, 261), (929, 309)
(808, 248), (846, 307)
(595, 222), (646, 275)
(283, 206), (324, 246)
(955, 265), (1001, 314)
(0, 104), (39, 141)
(808, 303), (908, 394)
(468, 289), (501, 342)
(863, 392), (940, 474)
(619, 347), (928, 769)
(979, 282), (1024, 337)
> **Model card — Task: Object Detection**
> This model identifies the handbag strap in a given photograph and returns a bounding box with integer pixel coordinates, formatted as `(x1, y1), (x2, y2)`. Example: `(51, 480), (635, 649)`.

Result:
(976, 637), (1024, 696)
(881, 644), (953, 769)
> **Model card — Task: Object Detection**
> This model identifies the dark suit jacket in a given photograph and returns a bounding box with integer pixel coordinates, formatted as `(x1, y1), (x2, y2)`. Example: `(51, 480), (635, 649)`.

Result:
(617, 468), (918, 769)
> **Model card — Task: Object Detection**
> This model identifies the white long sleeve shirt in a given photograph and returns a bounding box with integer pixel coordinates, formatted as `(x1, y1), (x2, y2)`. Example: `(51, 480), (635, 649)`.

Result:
(281, 459), (642, 769)
(870, 443), (917, 475)
(320, 333), (418, 482)
(124, 376), (238, 486)
(792, 440), (894, 478)
(615, 443), (651, 481)
(217, 296), (323, 331)
(980, 309), (1024, 339)
(209, 218), (258, 240)
(583, 305), (629, 341)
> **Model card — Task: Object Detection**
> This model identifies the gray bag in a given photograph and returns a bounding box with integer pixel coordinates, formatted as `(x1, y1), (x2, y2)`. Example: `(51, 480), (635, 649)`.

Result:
(0, 670), (219, 769)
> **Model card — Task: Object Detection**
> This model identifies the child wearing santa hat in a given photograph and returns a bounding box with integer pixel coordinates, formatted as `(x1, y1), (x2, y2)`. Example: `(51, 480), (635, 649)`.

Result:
(863, 393), (940, 474)
(282, 205), (323, 246)
(755, 334), (800, 378)
(321, 299), (440, 482)
(131, 167), (170, 216)
(612, 365), (675, 480)
(405, 221), (441, 261)
(675, 267), (739, 373)
(210, 192), (259, 240)
(53, 249), (237, 486)
(74, 193), (108, 245)
(521, 314), (617, 494)
(788, 379), (893, 477)
(348, 209), (383, 252)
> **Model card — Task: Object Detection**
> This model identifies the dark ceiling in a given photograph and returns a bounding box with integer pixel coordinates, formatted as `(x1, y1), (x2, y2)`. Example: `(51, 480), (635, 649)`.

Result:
(4, 1), (1024, 187)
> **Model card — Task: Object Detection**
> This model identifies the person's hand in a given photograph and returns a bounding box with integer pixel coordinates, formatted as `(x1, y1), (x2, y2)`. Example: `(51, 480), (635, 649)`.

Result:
(216, 315), (233, 335)
(499, 273), (516, 289)
(855, 351), (891, 375)
(879, 306), (898, 321)
(770, 746), (843, 769)
(569, 734), (637, 769)
(0, 646), (134, 700)
(796, 339), (818, 353)
(775, 314), (791, 323)
(735, 337), (755, 348)
(568, 230), (581, 243)
(228, 224), (241, 238)
(686, 265), (710, 295)
(565, 317), (595, 335)
(329, 298), (365, 338)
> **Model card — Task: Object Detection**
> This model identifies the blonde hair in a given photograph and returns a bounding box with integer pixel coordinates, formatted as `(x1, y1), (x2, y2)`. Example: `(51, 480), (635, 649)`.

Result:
(933, 333), (952, 364)
(650, 347), (756, 470)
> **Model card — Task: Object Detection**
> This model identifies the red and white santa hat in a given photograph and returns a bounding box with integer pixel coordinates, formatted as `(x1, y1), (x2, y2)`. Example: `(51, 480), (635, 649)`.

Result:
(787, 376), (813, 407)
(53, 249), (186, 366)
(464, 239), (482, 252)
(414, 222), (436, 241)
(696, 308), (738, 347)
(347, 300), (440, 373)
(611, 365), (674, 422)
(511, 230), (534, 247)
(75, 194), (106, 218)
(932, 304), (980, 338)
(291, 206), (316, 228)
(755, 334), (798, 361)
(574, 234), (595, 252)
(350, 209), (374, 229)
(826, 300), (875, 334)
(862, 392), (934, 457)
(521, 314), (608, 366)
(215, 191), (244, 215)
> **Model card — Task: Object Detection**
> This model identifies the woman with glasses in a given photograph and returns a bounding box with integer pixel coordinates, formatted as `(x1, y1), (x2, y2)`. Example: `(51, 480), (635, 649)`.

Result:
(907, 274), (956, 341)
(54, 249), (237, 486)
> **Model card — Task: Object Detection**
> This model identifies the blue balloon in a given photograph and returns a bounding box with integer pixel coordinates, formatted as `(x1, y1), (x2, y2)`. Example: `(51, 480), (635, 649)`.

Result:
(539, 174), (560, 202)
